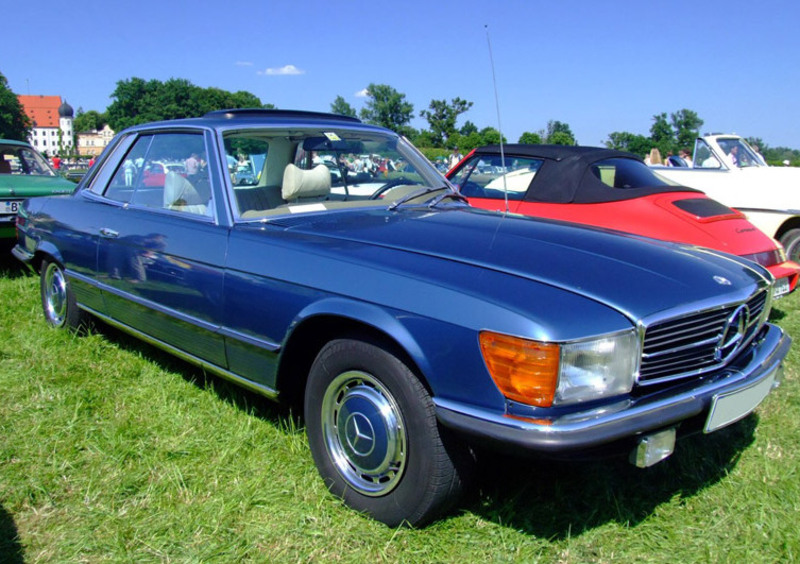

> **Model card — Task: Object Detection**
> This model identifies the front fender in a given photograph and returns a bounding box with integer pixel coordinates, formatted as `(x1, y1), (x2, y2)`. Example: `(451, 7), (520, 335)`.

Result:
(288, 297), (431, 377)
(284, 297), (510, 410)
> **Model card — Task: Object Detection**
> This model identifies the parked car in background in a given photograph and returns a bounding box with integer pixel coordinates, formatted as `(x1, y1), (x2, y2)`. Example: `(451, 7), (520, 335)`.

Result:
(652, 134), (800, 263)
(0, 139), (76, 240)
(447, 144), (799, 298)
(14, 110), (791, 526)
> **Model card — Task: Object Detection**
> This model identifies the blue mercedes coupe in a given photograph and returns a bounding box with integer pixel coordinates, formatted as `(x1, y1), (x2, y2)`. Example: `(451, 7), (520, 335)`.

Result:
(13, 109), (791, 526)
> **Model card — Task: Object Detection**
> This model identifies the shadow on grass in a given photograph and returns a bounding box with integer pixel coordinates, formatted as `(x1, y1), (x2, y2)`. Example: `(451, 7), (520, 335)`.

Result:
(76, 319), (760, 536)
(93, 321), (298, 427)
(0, 246), (30, 280)
(467, 415), (757, 537)
(0, 504), (24, 564)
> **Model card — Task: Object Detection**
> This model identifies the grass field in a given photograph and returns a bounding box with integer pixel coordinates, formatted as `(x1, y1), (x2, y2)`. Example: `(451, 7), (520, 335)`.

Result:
(1, 251), (798, 563)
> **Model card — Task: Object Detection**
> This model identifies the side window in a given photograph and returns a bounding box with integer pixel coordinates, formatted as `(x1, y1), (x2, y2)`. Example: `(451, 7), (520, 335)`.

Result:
(452, 156), (542, 200)
(225, 137), (269, 188)
(224, 135), (275, 216)
(695, 139), (721, 169)
(17, 148), (55, 176)
(105, 133), (211, 216)
(106, 136), (152, 202)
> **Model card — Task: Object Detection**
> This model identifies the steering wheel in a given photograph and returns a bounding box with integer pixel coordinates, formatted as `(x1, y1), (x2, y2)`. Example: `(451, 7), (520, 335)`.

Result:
(369, 177), (420, 200)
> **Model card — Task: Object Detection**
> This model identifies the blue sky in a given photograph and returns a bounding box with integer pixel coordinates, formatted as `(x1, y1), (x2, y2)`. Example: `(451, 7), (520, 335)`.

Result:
(6, 0), (800, 148)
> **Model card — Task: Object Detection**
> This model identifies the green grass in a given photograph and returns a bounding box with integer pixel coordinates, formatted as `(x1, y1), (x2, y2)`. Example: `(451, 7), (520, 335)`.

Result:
(1, 252), (798, 563)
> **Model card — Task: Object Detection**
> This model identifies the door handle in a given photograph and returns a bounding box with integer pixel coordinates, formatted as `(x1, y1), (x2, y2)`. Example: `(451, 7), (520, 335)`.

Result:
(99, 228), (119, 238)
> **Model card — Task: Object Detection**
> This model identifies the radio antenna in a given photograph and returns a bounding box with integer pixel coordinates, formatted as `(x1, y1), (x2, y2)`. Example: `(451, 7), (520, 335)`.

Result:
(485, 24), (509, 213)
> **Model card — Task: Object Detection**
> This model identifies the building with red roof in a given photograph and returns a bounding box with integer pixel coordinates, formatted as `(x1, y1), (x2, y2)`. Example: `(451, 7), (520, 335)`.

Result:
(17, 95), (74, 157)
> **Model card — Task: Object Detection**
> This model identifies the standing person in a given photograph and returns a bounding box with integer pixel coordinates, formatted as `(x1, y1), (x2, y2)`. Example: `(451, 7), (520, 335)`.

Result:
(448, 146), (463, 170)
(51, 155), (61, 170)
(728, 145), (740, 167)
(679, 149), (693, 167)
(185, 152), (200, 176)
(123, 158), (136, 186)
(751, 144), (767, 165)
(647, 148), (663, 166)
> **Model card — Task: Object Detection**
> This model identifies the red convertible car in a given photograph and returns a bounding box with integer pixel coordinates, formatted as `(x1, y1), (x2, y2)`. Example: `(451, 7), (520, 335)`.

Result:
(447, 145), (799, 298)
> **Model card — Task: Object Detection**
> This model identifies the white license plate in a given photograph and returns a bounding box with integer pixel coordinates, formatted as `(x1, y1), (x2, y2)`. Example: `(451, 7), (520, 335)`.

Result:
(773, 277), (790, 299)
(0, 200), (23, 215)
(704, 367), (778, 433)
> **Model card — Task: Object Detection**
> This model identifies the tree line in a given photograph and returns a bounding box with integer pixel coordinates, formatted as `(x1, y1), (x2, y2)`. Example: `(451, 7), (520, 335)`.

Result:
(1, 72), (798, 164)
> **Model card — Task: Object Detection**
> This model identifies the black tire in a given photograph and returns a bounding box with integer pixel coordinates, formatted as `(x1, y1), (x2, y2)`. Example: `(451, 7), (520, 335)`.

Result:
(780, 228), (800, 263)
(304, 338), (470, 527)
(40, 259), (89, 331)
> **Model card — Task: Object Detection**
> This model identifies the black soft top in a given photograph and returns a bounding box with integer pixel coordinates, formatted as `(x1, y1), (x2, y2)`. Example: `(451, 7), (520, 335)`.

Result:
(472, 144), (699, 204)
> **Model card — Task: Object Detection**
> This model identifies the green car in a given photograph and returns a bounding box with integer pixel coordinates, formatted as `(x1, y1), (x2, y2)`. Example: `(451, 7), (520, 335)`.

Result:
(1, 139), (76, 239)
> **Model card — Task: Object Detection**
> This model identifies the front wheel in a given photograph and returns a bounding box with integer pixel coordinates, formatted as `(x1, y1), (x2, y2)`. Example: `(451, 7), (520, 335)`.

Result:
(40, 259), (89, 331)
(305, 338), (470, 527)
(780, 228), (800, 263)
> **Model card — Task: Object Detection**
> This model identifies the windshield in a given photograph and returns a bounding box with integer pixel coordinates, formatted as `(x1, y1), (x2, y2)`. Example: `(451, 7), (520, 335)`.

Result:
(222, 128), (449, 218)
(0, 143), (58, 176)
(716, 137), (764, 168)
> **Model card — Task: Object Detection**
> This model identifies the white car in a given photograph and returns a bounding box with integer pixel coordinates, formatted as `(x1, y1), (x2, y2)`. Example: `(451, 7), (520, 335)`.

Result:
(654, 135), (800, 263)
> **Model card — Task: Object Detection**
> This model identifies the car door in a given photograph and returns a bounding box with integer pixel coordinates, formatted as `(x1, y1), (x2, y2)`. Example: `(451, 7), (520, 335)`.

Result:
(94, 130), (227, 367)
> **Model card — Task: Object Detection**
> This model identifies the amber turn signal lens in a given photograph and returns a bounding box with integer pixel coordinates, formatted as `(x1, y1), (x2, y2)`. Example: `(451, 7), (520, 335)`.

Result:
(479, 331), (560, 407)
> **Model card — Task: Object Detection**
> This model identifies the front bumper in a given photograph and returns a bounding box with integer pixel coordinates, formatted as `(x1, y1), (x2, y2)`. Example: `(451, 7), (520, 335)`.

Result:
(767, 260), (800, 297)
(435, 322), (790, 456)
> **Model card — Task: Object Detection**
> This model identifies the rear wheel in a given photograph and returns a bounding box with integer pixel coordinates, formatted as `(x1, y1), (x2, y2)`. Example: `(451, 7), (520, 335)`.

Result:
(305, 338), (470, 527)
(40, 259), (89, 331)
(780, 228), (800, 263)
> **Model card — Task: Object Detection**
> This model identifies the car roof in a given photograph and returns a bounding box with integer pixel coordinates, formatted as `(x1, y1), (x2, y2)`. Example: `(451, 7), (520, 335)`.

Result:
(469, 144), (698, 203)
(0, 139), (33, 149)
(474, 144), (636, 162)
(121, 108), (384, 135)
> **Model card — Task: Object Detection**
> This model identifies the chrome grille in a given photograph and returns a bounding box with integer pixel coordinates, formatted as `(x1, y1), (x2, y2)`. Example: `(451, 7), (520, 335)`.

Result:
(638, 289), (768, 385)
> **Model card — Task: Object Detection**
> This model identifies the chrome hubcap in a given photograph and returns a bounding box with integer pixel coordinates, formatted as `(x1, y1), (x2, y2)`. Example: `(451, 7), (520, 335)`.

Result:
(322, 370), (406, 496)
(43, 264), (67, 327)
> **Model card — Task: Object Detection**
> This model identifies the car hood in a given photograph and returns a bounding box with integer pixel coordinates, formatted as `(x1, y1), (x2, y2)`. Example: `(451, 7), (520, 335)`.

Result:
(268, 206), (768, 322)
(0, 174), (76, 197)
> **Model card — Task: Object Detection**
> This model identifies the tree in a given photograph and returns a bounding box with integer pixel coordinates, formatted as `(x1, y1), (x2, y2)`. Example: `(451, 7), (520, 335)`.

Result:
(419, 97), (473, 148)
(412, 129), (439, 148)
(0, 71), (31, 140)
(359, 83), (414, 134)
(518, 131), (542, 144)
(460, 121), (478, 136)
(478, 127), (505, 146)
(649, 112), (674, 153)
(107, 77), (270, 132)
(330, 95), (356, 118)
(543, 120), (576, 145)
(604, 131), (651, 156)
(548, 131), (575, 146)
(670, 109), (703, 149)
(73, 109), (108, 133)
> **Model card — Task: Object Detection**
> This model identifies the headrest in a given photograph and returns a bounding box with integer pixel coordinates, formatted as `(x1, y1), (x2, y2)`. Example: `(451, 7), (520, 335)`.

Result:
(164, 171), (204, 206)
(282, 164), (331, 201)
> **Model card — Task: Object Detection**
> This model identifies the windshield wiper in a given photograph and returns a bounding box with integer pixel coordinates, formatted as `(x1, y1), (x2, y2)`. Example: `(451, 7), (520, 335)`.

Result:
(388, 186), (462, 211)
(427, 190), (468, 208)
